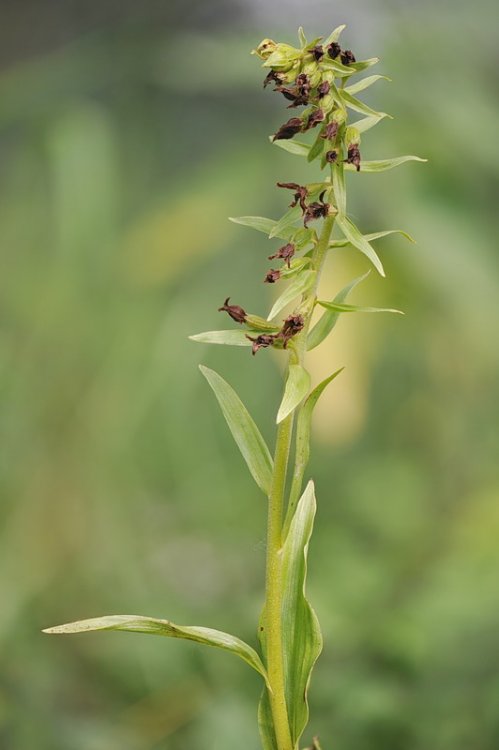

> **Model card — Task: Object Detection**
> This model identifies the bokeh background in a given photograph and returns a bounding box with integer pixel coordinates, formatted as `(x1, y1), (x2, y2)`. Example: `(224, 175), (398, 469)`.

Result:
(1, 0), (498, 748)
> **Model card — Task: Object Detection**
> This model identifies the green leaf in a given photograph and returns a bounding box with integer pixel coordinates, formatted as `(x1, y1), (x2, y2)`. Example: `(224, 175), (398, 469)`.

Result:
(332, 161), (346, 216)
(339, 89), (390, 119)
(348, 58), (379, 73)
(352, 113), (389, 134)
(43, 615), (270, 687)
(335, 215), (385, 277)
(295, 369), (344, 471)
(307, 131), (325, 163)
(323, 24), (346, 46)
(329, 228), (415, 248)
(267, 270), (316, 321)
(277, 364), (311, 424)
(298, 26), (307, 48)
(317, 300), (404, 315)
(258, 691), (278, 750)
(272, 137), (310, 158)
(189, 330), (253, 347)
(345, 155), (427, 173)
(199, 365), (273, 494)
(321, 58), (356, 77)
(307, 271), (370, 350)
(281, 481), (323, 746)
(345, 74), (390, 96)
(229, 215), (277, 235)
(269, 204), (303, 239)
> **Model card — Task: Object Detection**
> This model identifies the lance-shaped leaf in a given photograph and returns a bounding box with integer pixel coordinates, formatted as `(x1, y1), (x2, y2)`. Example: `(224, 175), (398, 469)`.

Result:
(323, 24), (346, 46)
(267, 270), (316, 321)
(330, 228), (415, 248)
(335, 215), (385, 277)
(43, 615), (270, 688)
(339, 89), (390, 119)
(269, 204), (303, 240)
(307, 271), (370, 350)
(229, 216), (277, 234)
(190, 330), (253, 347)
(272, 138), (310, 158)
(282, 481), (323, 746)
(348, 58), (379, 73)
(352, 113), (389, 134)
(199, 365), (273, 494)
(298, 26), (307, 48)
(277, 364), (310, 424)
(307, 131), (326, 163)
(317, 300), (404, 315)
(345, 155), (427, 173)
(258, 691), (278, 750)
(332, 161), (346, 216)
(345, 74), (390, 96)
(322, 57), (378, 77)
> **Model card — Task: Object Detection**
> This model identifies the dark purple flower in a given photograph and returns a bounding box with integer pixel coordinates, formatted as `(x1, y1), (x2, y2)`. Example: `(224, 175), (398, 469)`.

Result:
(279, 314), (305, 347)
(303, 190), (330, 227)
(268, 242), (295, 268)
(276, 86), (310, 108)
(277, 182), (309, 213)
(272, 117), (303, 141)
(311, 44), (324, 61)
(218, 298), (247, 324)
(317, 81), (330, 98)
(340, 49), (356, 65)
(264, 268), (281, 284)
(327, 42), (341, 60)
(305, 108), (325, 130)
(326, 150), (338, 163)
(263, 70), (284, 88)
(246, 333), (278, 355)
(321, 121), (339, 141)
(295, 73), (311, 97)
(345, 143), (361, 171)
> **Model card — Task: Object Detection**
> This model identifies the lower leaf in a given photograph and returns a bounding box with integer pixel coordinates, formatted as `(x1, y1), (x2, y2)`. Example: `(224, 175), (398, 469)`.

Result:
(43, 614), (270, 688)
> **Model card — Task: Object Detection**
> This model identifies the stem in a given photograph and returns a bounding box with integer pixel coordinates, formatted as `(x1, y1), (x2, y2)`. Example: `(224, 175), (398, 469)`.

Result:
(283, 212), (336, 533)
(263, 212), (336, 750)
(264, 407), (294, 750)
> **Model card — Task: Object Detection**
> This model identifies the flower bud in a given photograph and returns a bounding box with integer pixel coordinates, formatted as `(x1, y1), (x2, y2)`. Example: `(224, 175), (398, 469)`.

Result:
(345, 126), (361, 147)
(262, 43), (302, 72)
(252, 39), (278, 60)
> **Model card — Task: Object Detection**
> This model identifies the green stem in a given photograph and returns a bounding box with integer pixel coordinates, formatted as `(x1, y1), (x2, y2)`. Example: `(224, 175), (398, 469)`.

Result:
(264, 409), (295, 750)
(283, 212), (336, 534)
(263, 211), (337, 749)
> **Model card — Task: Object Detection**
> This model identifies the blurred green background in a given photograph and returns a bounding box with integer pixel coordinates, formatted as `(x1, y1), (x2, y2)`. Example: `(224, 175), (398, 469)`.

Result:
(1, 1), (498, 748)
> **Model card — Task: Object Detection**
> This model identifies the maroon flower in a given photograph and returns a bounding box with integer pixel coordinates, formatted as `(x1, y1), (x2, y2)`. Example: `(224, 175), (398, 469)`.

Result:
(246, 333), (278, 355)
(317, 81), (330, 98)
(277, 182), (309, 213)
(272, 117), (303, 141)
(268, 242), (295, 268)
(264, 269), (281, 284)
(218, 298), (247, 324)
(295, 73), (311, 97)
(303, 190), (330, 227)
(276, 86), (310, 108)
(321, 121), (339, 141)
(311, 44), (324, 61)
(279, 314), (305, 347)
(327, 42), (341, 59)
(340, 49), (356, 65)
(345, 143), (361, 171)
(263, 70), (284, 88)
(305, 108), (325, 130)
(326, 150), (338, 163)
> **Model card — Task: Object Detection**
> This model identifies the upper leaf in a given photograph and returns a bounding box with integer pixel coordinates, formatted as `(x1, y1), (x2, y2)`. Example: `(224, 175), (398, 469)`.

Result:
(277, 364), (311, 424)
(267, 270), (316, 321)
(335, 215), (385, 276)
(317, 300), (404, 315)
(330, 228), (415, 248)
(344, 74), (390, 96)
(345, 155), (427, 173)
(323, 24), (346, 46)
(307, 271), (370, 350)
(190, 330), (253, 347)
(199, 365), (273, 494)
(229, 215), (277, 234)
(43, 615), (270, 687)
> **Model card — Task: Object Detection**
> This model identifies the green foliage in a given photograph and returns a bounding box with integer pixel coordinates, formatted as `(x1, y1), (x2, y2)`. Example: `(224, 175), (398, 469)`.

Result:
(277, 365), (311, 424)
(43, 615), (270, 686)
(199, 365), (274, 495)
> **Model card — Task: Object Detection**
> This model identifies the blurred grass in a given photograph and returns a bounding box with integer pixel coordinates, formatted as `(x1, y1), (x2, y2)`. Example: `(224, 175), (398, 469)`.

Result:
(1, 1), (498, 749)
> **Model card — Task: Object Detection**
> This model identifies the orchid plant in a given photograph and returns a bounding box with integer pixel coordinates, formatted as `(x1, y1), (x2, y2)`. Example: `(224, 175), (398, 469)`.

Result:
(44, 25), (424, 750)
